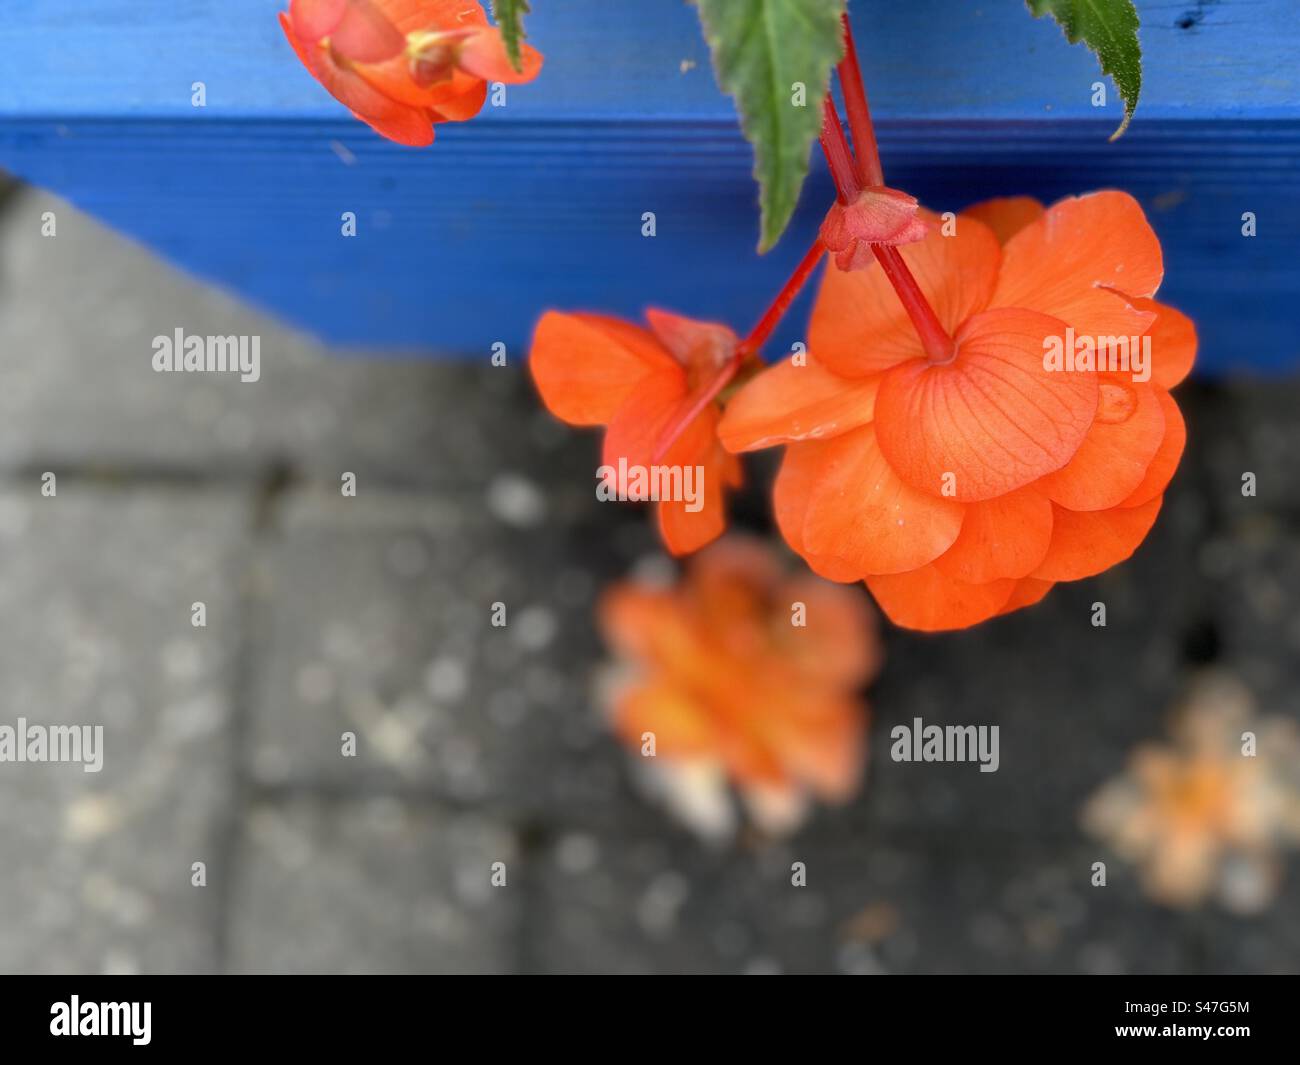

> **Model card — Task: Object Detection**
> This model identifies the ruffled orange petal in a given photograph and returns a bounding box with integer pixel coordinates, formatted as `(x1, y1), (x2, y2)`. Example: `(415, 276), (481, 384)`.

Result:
(429, 78), (487, 121)
(990, 191), (1162, 338)
(644, 308), (737, 374)
(529, 311), (679, 426)
(328, 0), (406, 62)
(599, 584), (690, 666)
(1120, 390), (1186, 507)
(752, 690), (863, 800)
(351, 57), (479, 109)
(1031, 495), (1163, 582)
(809, 212), (1001, 378)
(1037, 375), (1166, 511)
(281, 13), (434, 145)
(999, 577), (1055, 615)
(931, 487), (1053, 583)
(458, 32), (544, 83)
(718, 355), (878, 452)
(1132, 297), (1196, 390)
(783, 576), (881, 687)
(865, 565), (1016, 632)
(801, 424), (965, 576)
(374, 0), (489, 32)
(610, 679), (719, 759)
(961, 196), (1045, 245)
(875, 308), (1098, 502)
(773, 441), (865, 583)
(601, 370), (688, 473)
(656, 417), (732, 557)
(290, 0), (348, 39)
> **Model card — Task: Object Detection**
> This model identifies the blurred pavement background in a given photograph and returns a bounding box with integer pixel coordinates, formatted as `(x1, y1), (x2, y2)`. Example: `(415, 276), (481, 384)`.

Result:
(0, 179), (1296, 974)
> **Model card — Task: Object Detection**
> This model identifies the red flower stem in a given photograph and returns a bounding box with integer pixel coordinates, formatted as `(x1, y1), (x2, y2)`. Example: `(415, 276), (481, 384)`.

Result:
(872, 245), (954, 363)
(820, 91), (954, 364)
(736, 236), (826, 360)
(652, 236), (826, 462)
(819, 95), (860, 204)
(650, 361), (738, 463)
(837, 12), (884, 187)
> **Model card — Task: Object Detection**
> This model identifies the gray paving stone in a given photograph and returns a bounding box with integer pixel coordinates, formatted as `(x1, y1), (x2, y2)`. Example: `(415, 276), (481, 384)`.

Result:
(0, 188), (590, 489)
(244, 485), (660, 821)
(525, 822), (1196, 974)
(1209, 379), (1300, 517)
(226, 796), (520, 974)
(1200, 510), (1300, 709)
(0, 486), (250, 974)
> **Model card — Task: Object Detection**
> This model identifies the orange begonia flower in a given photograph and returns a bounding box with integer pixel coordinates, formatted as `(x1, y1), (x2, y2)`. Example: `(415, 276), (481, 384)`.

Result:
(530, 309), (745, 556)
(599, 536), (881, 836)
(280, 0), (542, 146)
(1083, 672), (1300, 913)
(719, 192), (1195, 632)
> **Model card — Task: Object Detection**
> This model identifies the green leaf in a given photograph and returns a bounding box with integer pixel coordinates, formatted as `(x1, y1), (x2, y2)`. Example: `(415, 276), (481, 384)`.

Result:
(1027, 0), (1142, 140)
(695, 0), (846, 252)
(492, 0), (531, 73)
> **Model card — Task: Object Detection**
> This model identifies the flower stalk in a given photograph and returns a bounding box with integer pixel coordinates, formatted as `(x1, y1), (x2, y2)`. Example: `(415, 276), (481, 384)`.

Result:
(653, 236), (826, 462)
(820, 17), (954, 365)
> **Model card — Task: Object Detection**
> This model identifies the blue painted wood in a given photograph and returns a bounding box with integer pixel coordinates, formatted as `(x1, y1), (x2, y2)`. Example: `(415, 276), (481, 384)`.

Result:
(0, 1), (1296, 373)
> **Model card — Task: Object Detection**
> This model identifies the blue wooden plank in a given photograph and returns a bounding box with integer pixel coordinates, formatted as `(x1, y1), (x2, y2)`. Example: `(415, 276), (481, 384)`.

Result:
(0, 2), (1297, 374)
(3, 1), (1297, 121)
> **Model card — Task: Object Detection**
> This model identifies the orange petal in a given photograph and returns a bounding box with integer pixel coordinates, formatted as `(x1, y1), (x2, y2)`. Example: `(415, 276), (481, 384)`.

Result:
(610, 679), (719, 759)
(932, 487), (1054, 583)
(753, 690), (864, 800)
(281, 13), (434, 145)
(329, 0), (406, 62)
(999, 577), (1055, 615)
(656, 419), (732, 557)
(865, 565), (1016, 632)
(290, 0), (348, 39)
(718, 355), (878, 452)
(801, 423), (965, 576)
(782, 576), (880, 687)
(429, 78), (487, 121)
(961, 196), (1044, 245)
(875, 308), (1098, 502)
(644, 308), (737, 375)
(374, 0), (488, 31)
(598, 584), (688, 665)
(352, 56), (477, 108)
(809, 212), (1001, 378)
(353, 103), (435, 145)
(991, 191), (1162, 337)
(773, 441), (865, 583)
(1120, 390), (1186, 507)
(1031, 496), (1163, 582)
(529, 311), (678, 426)
(1037, 375), (1166, 511)
(458, 30), (544, 83)
(1132, 297), (1196, 390)
(601, 371), (688, 473)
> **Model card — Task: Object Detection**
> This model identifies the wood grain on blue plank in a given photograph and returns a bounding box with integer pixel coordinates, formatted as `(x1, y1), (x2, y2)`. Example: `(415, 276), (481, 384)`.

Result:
(3, 1), (1297, 120)
(0, 1), (1297, 373)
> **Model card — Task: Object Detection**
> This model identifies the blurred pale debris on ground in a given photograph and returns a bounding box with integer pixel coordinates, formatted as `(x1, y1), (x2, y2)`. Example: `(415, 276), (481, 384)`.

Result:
(0, 182), (1295, 974)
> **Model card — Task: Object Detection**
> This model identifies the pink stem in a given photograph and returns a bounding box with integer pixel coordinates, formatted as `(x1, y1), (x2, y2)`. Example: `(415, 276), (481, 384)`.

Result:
(872, 245), (954, 364)
(837, 12), (884, 186)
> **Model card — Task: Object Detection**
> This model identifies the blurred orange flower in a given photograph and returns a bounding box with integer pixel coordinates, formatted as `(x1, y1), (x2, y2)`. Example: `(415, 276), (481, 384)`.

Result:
(719, 192), (1195, 631)
(531, 309), (744, 556)
(280, 0), (542, 146)
(598, 536), (881, 837)
(1084, 673), (1300, 913)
